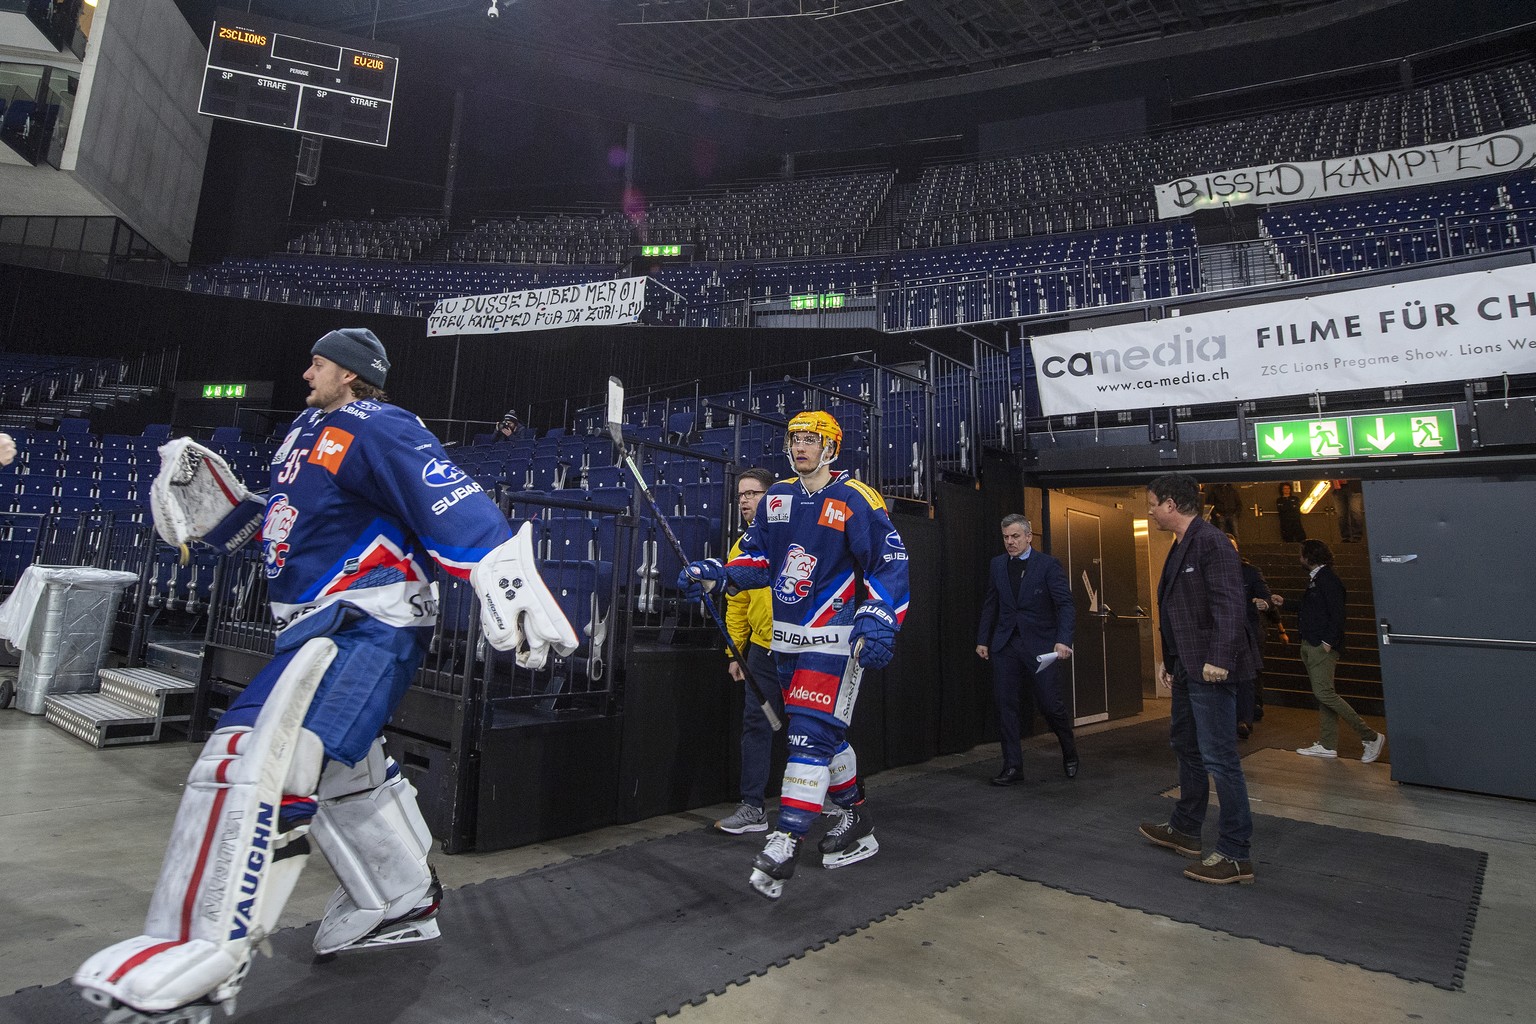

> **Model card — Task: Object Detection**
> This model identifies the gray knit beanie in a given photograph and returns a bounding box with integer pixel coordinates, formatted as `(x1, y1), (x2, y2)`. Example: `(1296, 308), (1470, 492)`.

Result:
(311, 328), (390, 388)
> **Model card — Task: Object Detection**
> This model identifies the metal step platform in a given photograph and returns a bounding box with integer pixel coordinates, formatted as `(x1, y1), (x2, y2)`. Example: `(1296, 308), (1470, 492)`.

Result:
(145, 640), (204, 682)
(44, 667), (197, 748)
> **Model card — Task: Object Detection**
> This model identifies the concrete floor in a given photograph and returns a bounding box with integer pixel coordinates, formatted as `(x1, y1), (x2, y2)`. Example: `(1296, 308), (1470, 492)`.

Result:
(2, 702), (1532, 1024)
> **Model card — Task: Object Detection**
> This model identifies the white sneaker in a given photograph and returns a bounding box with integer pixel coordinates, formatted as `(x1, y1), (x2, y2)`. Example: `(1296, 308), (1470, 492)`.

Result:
(1361, 732), (1386, 764)
(1296, 743), (1338, 758)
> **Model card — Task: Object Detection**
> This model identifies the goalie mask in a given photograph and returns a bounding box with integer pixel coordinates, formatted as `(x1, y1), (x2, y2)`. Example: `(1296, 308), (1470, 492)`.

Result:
(784, 410), (841, 468)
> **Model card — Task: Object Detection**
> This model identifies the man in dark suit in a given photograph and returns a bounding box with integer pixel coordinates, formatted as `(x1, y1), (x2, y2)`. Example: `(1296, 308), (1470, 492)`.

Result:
(1137, 474), (1257, 885)
(976, 514), (1076, 785)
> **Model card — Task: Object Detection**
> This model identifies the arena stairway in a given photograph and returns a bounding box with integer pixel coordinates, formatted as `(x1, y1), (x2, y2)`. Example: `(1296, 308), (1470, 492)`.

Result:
(1242, 540), (1383, 716)
(1198, 240), (1288, 290)
(43, 640), (200, 748)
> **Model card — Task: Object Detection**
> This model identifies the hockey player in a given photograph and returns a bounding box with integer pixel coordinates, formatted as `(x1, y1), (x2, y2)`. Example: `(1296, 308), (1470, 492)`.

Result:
(74, 328), (577, 1024)
(679, 410), (908, 899)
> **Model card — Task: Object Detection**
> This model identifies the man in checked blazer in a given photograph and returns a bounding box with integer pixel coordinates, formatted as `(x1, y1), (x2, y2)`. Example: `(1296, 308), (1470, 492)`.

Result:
(976, 513), (1076, 786)
(1137, 473), (1257, 885)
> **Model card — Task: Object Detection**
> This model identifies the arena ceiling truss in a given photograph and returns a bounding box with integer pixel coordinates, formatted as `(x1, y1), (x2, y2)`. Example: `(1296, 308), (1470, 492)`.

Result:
(239, 0), (1389, 104)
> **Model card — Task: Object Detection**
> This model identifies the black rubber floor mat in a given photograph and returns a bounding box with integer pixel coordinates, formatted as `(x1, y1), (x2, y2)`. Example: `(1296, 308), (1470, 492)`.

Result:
(990, 804), (1485, 990)
(3, 722), (1484, 1024)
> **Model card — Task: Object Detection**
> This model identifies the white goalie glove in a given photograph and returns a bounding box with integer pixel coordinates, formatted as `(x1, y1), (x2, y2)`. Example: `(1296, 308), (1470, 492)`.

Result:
(150, 438), (267, 559)
(470, 522), (579, 670)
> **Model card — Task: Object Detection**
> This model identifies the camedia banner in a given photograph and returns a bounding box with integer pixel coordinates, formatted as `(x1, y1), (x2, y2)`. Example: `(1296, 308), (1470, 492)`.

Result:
(1029, 264), (1536, 417)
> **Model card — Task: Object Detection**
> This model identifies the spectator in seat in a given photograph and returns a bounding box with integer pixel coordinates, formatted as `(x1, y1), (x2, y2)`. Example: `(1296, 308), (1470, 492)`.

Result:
(492, 409), (526, 442)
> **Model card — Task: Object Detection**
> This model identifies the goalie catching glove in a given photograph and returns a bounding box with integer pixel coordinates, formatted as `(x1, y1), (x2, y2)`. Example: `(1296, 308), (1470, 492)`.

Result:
(470, 522), (579, 670)
(849, 602), (898, 669)
(150, 438), (266, 561)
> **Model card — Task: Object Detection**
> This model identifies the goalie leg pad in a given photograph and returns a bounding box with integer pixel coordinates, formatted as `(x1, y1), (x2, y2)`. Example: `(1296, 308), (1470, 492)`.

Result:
(311, 738), (440, 955)
(471, 521), (579, 670)
(74, 640), (333, 1016)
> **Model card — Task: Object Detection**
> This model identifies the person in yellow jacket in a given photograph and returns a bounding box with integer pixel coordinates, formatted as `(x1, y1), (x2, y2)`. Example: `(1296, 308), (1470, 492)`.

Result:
(715, 468), (786, 834)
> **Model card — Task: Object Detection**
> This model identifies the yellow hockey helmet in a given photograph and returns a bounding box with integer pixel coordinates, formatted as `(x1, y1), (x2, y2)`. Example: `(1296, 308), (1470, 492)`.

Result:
(784, 409), (842, 467)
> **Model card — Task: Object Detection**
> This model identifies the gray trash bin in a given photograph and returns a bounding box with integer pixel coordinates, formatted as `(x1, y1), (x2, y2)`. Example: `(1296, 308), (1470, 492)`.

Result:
(0, 566), (140, 715)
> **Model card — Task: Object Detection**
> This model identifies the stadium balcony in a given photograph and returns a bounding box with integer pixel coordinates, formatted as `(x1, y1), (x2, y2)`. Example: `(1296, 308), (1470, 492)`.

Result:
(0, 352), (167, 432)
(904, 61), (1536, 246)
(182, 56), (1536, 333)
(284, 216), (447, 261)
(1257, 174), (1536, 280)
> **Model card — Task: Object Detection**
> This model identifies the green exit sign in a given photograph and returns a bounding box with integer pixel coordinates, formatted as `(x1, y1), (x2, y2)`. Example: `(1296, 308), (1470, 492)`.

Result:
(1347, 409), (1458, 455)
(641, 244), (682, 257)
(790, 293), (846, 310)
(1254, 408), (1458, 461)
(201, 383), (248, 399)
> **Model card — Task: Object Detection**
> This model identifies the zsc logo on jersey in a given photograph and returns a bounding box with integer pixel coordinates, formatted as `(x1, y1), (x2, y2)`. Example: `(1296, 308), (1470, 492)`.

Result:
(262, 495), (299, 578)
(765, 494), (791, 523)
(819, 499), (851, 531)
(421, 458), (468, 488)
(773, 544), (818, 604)
(307, 427), (354, 473)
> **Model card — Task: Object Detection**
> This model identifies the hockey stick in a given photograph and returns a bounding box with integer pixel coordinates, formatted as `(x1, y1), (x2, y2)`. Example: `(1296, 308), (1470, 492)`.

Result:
(832, 636), (866, 724)
(606, 377), (782, 732)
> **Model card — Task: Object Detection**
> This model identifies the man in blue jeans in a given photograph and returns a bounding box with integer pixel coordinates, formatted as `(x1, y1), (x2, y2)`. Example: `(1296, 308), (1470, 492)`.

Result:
(714, 468), (785, 834)
(1138, 473), (1257, 885)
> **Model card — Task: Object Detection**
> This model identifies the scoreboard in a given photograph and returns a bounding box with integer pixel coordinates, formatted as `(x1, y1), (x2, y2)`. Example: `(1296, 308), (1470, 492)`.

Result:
(198, 8), (399, 147)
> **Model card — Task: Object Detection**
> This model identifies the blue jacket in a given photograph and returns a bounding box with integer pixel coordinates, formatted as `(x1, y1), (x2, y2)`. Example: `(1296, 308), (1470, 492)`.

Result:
(976, 549), (1074, 656)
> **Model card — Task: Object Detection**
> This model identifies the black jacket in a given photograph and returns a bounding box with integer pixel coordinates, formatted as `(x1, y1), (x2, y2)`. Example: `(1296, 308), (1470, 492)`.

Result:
(1297, 564), (1347, 653)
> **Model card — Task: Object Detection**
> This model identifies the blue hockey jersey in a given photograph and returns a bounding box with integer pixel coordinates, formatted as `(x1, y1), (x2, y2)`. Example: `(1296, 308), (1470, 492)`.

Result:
(261, 400), (509, 634)
(726, 471), (909, 658)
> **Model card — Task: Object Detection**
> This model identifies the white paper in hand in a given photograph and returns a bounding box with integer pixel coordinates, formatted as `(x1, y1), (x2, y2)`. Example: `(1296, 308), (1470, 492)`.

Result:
(1035, 652), (1059, 674)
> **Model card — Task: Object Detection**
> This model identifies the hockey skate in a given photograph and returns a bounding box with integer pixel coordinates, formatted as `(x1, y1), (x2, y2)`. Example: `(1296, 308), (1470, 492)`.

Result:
(78, 955), (251, 1024)
(749, 830), (801, 900)
(95, 1006), (218, 1024)
(315, 869), (443, 957)
(818, 803), (879, 869)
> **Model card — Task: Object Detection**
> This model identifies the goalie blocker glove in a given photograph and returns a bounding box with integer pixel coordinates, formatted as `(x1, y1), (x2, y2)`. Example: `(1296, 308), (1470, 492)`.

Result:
(678, 558), (728, 599)
(202, 495), (267, 555)
(849, 602), (898, 669)
(470, 522), (579, 670)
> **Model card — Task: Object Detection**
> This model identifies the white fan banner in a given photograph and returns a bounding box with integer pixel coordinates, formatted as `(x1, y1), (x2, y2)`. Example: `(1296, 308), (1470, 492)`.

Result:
(1154, 124), (1536, 219)
(1029, 264), (1536, 417)
(427, 277), (646, 336)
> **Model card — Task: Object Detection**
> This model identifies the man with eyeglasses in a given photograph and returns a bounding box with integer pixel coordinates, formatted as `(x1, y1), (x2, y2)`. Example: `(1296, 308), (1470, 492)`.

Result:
(680, 410), (909, 900)
(1137, 472), (1256, 885)
(713, 467), (785, 835)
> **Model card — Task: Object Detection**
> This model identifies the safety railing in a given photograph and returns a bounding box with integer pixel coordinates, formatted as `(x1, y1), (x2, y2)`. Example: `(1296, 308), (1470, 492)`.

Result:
(877, 248), (1202, 332)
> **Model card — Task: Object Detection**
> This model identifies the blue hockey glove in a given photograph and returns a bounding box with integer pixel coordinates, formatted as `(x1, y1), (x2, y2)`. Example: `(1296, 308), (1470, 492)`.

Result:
(678, 558), (727, 599)
(850, 602), (898, 669)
